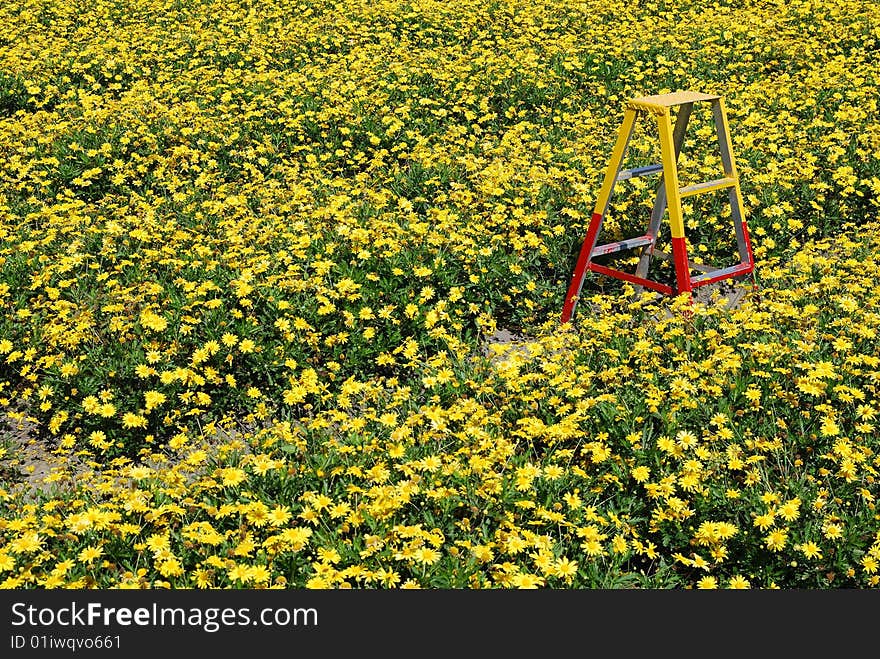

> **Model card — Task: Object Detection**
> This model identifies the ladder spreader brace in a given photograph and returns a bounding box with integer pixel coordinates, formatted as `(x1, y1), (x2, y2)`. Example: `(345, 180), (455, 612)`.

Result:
(560, 91), (756, 324)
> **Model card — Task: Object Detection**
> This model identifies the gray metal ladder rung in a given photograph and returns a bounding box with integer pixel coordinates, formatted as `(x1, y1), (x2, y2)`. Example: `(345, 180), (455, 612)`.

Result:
(679, 177), (737, 198)
(690, 262), (752, 285)
(591, 234), (654, 257)
(616, 164), (663, 181)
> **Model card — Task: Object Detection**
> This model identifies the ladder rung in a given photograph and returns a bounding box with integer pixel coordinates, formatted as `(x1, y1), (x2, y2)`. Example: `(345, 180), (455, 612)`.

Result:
(617, 164), (663, 181)
(591, 234), (654, 257)
(679, 177), (737, 198)
(690, 262), (753, 286)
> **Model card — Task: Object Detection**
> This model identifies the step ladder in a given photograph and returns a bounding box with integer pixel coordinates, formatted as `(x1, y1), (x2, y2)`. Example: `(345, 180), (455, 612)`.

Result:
(560, 91), (756, 324)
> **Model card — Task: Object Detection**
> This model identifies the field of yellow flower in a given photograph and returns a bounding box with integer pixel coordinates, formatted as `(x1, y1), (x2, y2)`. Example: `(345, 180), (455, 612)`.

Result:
(0, 0), (879, 589)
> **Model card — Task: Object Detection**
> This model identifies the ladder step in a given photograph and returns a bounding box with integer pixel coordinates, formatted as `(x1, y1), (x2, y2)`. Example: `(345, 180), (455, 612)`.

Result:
(591, 234), (654, 257)
(679, 177), (737, 198)
(690, 262), (753, 286)
(617, 164), (663, 181)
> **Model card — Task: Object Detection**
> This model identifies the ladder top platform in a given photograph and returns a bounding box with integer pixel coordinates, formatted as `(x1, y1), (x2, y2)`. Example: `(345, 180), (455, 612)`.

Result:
(628, 91), (720, 110)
